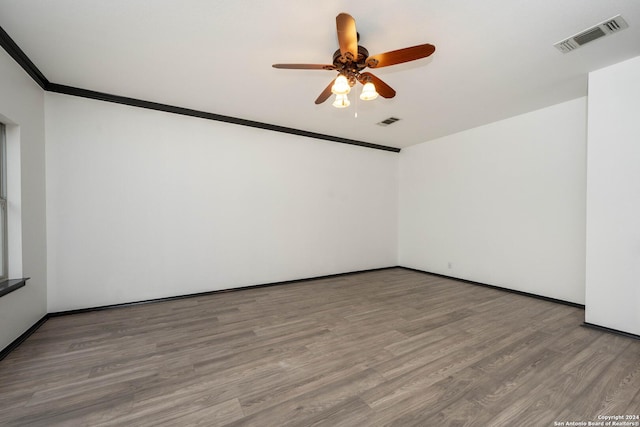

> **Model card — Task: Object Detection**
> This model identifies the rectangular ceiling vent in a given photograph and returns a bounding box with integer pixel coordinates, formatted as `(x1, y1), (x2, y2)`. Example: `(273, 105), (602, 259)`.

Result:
(554, 15), (628, 53)
(377, 117), (401, 127)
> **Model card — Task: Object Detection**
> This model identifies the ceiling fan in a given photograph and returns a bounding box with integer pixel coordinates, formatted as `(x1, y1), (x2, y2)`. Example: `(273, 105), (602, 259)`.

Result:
(272, 13), (436, 108)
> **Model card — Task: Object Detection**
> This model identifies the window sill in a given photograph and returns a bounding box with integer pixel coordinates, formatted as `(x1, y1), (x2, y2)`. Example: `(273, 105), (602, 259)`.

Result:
(0, 278), (29, 298)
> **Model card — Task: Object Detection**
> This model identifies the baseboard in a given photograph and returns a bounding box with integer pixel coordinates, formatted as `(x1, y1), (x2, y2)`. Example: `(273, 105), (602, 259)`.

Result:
(582, 322), (640, 341)
(0, 314), (49, 361)
(397, 266), (586, 309)
(0, 265), (594, 361)
(4, 267), (396, 359)
(48, 266), (399, 317)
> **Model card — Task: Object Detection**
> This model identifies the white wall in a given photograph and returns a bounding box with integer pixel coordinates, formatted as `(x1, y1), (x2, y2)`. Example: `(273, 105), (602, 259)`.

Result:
(0, 49), (48, 350)
(399, 97), (587, 304)
(45, 93), (398, 311)
(585, 56), (640, 335)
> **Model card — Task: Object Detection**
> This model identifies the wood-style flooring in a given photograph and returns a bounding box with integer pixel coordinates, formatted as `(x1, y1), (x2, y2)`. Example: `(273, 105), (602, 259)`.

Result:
(1, 268), (639, 426)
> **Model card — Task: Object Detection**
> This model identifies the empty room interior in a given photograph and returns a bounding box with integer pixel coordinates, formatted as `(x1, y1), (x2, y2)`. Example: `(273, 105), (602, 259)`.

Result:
(1, 1), (640, 426)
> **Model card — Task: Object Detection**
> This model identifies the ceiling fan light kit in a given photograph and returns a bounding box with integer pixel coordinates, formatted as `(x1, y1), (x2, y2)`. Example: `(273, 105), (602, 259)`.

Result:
(332, 93), (351, 108)
(360, 82), (379, 101)
(331, 75), (351, 95)
(273, 13), (435, 109)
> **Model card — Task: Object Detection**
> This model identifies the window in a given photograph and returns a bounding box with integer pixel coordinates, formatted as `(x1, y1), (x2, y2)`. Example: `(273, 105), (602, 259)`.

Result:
(0, 123), (7, 281)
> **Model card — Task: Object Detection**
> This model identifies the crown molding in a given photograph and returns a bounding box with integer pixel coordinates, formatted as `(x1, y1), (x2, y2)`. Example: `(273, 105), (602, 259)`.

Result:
(0, 25), (400, 153)
(0, 25), (49, 89)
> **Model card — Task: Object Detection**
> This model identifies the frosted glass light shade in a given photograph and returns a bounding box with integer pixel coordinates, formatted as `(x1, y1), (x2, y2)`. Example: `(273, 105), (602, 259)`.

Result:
(332, 93), (350, 108)
(331, 75), (351, 95)
(360, 82), (379, 101)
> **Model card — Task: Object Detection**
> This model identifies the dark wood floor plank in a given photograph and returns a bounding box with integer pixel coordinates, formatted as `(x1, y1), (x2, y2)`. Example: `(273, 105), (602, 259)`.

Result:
(1, 268), (639, 426)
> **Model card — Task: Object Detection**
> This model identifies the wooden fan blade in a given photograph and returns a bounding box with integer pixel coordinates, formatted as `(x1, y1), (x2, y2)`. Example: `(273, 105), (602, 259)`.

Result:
(359, 72), (396, 98)
(366, 44), (436, 68)
(336, 13), (358, 60)
(315, 80), (335, 104)
(273, 64), (336, 70)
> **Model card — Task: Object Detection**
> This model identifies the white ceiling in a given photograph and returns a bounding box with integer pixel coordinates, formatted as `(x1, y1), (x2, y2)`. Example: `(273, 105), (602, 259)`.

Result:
(1, 0), (640, 149)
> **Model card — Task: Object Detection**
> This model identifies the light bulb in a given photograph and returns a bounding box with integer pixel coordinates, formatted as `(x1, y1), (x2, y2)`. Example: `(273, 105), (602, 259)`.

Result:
(332, 93), (350, 108)
(331, 75), (351, 95)
(360, 82), (378, 101)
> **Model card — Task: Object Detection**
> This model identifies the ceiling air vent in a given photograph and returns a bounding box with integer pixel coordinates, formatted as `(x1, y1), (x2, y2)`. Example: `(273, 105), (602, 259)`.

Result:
(554, 15), (629, 53)
(377, 117), (401, 127)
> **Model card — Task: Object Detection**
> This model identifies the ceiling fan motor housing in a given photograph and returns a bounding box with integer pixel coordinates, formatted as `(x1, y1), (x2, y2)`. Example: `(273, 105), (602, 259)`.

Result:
(333, 45), (370, 85)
